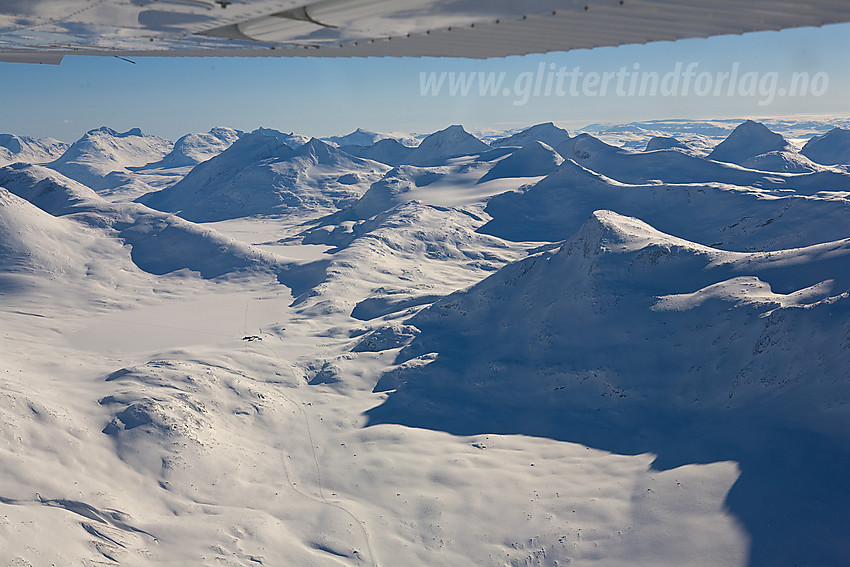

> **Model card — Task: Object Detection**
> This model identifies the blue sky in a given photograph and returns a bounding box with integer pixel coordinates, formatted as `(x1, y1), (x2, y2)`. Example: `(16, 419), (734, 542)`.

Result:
(1, 22), (848, 142)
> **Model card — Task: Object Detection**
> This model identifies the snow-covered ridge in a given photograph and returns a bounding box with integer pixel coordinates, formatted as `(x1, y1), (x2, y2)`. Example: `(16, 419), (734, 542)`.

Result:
(477, 140), (563, 182)
(2, 116), (850, 567)
(707, 119), (790, 164)
(490, 121), (571, 149)
(481, 154), (850, 248)
(0, 133), (68, 166)
(0, 163), (291, 281)
(802, 127), (850, 165)
(138, 133), (391, 222)
(145, 127), (243, 169)
(44, 126), (173, 200)
(405, 124), (491, 166)
(371, 208), (850, 565)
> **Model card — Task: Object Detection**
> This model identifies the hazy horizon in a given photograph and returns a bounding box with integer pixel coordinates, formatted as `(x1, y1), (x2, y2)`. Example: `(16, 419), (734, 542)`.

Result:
(1, 22), (848, 142)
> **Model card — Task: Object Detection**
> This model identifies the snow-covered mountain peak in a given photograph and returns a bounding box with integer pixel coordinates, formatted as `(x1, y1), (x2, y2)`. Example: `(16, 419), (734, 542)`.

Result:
(740, 150), (819, 173)
(0, 133), (68, 166)
(316, 163), (448, 224)
(708, 120), (789, 165)
(563, 209), (717, 261)
(325, 128), (388, 147)
(543, 156), (622, 187)
(555, 133), (622, 162)
(421, 124), (485, 149)
(86, 126), (143, 138)
(0, 163), (102, 215)
(801, 127), (850, 165)
(48, 126), (173, 190)
(645, 136), (688, 151)
(490, 122), (571, 149)
(219, 131), (294, 162)
(293, 137), (361, 166)
(149, 127), (242, 168)
(339, 138), (415, 166)
(407, 124), (491, 165)
(478, 140), (564, 182)
(60, 126), (173, 158)
(251, 127), (310, 148)
(137, 131), (388, 222)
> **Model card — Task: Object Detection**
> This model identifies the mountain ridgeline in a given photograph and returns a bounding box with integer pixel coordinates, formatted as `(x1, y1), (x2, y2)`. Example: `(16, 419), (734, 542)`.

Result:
(1, 117), (850, 567)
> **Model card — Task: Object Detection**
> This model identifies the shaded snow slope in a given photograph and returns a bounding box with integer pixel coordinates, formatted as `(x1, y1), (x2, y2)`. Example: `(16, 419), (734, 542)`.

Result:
(139, 134), (389, 222)
(480, 158), (850, 249)
(0, 188), (131, 280)
(477, 141), (564, 183)
(145, 127), (242, 169)
(371, 210), (850, 567)
(1, 163), (290, 280)
(0, 162), (102, 212)
(740, 150), (819, 173)
(707, 120), (790, 165)
(286, 200), (527, 320)
(645, 136), (689, 151)
(802, 127), (850, 165)
(490, 122), (571, 149)
(325, 128), (391, 147)
(340, 138), (414, 166)
(405, 125), (490, 166)
(555, 133), (621, 161)
(554, 133), (815, 186)
(0, 134), (68, 166)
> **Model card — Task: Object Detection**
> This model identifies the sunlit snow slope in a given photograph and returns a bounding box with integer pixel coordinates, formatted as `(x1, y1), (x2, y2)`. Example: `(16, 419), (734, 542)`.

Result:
(1, 119), (849, 567)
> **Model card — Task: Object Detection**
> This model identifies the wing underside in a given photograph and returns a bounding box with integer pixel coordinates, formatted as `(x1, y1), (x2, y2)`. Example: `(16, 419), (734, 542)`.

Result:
(1, 0), (849, 63)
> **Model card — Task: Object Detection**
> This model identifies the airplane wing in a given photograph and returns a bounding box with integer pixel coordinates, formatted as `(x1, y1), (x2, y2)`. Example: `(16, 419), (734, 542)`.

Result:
(2, 0), (849, 64)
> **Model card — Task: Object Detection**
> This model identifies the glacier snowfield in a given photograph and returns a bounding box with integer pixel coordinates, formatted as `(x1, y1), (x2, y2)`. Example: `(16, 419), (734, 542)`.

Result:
(1, 118), (849, 566)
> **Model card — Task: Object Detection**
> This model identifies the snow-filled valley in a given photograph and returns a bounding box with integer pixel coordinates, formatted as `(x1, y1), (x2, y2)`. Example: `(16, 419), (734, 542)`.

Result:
(1, 118), (849, 567)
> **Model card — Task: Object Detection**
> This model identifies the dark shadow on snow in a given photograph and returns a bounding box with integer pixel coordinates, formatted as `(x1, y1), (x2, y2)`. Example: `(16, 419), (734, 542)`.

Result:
(366, 371), (850, 566)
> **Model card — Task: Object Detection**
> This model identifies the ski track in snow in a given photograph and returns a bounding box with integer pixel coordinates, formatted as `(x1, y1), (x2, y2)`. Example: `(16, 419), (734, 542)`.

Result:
(250, 332), (381, 567)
